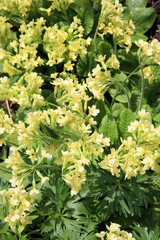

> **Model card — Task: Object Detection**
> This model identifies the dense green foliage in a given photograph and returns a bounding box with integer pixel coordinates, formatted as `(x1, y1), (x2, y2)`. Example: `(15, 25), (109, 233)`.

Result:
(0, 0), (160, 239)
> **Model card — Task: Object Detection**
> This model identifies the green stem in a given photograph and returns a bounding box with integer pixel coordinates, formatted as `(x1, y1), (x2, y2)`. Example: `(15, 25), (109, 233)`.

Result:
(113, 41), (117, 57)
(89, 24), (99, 73)
(109, 65), (141, 109)
(139, 61), (144, 111)
(47, 101), (86, 118)
(35, 165), (59, 170)
(64, 10), (70, 24)
(113, 79), (130, 109)
(0, 167), (12, 174)
(125, 65), (140, 81)
(6, 141), (19, 147)
(47, 102), (60, 108)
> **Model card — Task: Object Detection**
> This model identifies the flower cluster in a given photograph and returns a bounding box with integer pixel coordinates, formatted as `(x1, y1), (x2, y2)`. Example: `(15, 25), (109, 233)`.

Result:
(0, 108), (16, 146)
(2, 18), (45, 76)
(98, 0), (135, 52)
(52, 73), (89, 112)
(0, 186), (37, 235)
(100, 110), (160, 179)
(0, 72), (45, 108)
(43, 16), (91, 67)
(5, 146), (50, 188)
(0, 0), (159, 236)
(135, 39), (160, 66)
(41, 0), (73, 15)
(0, 0), (40, 18)
(143, 66), (154, 84)
(62, 131), (110, 195)
(96, 222), (135, 240)
(0, 145), (50, 234)
(86, 55), (119, 100)
(0, 16), (16, 49)
(15, 104), (110, 195)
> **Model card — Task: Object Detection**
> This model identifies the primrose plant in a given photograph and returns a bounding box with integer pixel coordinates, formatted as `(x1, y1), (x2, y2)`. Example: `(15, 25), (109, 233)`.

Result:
(0, 0), (159, 238)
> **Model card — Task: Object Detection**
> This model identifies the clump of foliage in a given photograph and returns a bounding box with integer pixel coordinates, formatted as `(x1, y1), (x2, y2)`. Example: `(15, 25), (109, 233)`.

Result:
(0, 0), (160, 239)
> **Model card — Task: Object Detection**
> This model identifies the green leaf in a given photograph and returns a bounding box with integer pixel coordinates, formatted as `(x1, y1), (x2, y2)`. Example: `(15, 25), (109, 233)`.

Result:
(132, 32), (148, 42)
(115, 94), (128, 103)
(99, 113), (118, 144)
(94, 100), (107, 126)
(130, 7), (156, 33)
(97, 41), (112, 59)
(81, 6), (94, 36)
(122, 6), (131, 21)
(16, 106), (31, 122)
(119, 109), (135, 139)
(153, 113), (160, 123)
(0, 162), (12, 181)
(40, 123), (59, 139)
(0, 222), (9, 234)
(76, 53), (96, 77)
(0, 60), (4, 73)
(118, 47), (139, 72)
(132, 225), (160, 240)
(113, 72), (128, 83)
(153, 65), (160, 83)
(112, 103), (125, 118)
(126, 0), (148, 11)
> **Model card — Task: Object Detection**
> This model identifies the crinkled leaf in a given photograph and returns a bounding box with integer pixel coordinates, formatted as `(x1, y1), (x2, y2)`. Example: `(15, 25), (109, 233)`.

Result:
(119, 109), (135, 139)
(113, 72), (127, 83)
(76, 53), (96, 77)
(126, 0), (148, 11)
(99, 113), (118, 144)
(115, 94), (128, 103)
(153, 65), (160, 83)
(94, 100), (108, 126)
(132, 32), (148, 42)
(81, 7), (94, 36)
(97, 41), (112, 59)
(112, 103), (125, 118)
(130, 7), (156, 33)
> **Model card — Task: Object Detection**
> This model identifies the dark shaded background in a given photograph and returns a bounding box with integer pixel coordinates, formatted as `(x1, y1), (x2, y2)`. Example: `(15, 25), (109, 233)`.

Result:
(147, 0), (160, 40)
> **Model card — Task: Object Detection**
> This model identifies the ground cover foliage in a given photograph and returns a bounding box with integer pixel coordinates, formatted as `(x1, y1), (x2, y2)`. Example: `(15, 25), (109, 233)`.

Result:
(0, 0), (160, 239)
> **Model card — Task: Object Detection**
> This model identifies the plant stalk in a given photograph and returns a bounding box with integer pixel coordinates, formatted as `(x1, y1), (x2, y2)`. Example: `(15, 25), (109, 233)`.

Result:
(113, 79), (131, 109)
(138, 61), (145, 110)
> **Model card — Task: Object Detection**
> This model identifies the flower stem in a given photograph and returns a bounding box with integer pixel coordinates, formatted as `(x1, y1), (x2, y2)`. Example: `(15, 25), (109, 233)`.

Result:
(138, 60), (144, 110)
(89, 24), (99, 73)
(125, 65), (140, 81)
(35, 165), (59, 170)
(64, 10), (70, 24)
(113, 79), (131, 109)
(0, 167), (12, 174)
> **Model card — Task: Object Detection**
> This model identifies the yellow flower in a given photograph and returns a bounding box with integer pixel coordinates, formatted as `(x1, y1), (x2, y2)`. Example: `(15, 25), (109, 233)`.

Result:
(70, 175), (82, 196)
(138, 109), (150, 119)
(30, 188), (40, 197)
(95, 231), (106, 239)
(81, 123), (92, 133)
(88, 105), (100, 116)
(5, 209), (20, 223)
(41, 177), (49, 184)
